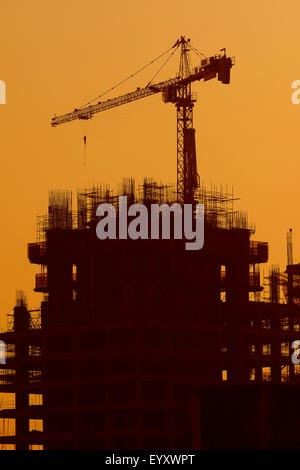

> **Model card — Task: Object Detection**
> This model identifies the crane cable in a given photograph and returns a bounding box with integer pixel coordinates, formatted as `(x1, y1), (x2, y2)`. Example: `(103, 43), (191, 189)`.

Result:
(145, 43), (181, 88)
(78, 42), (180, 110)
(83, 135), (87, 166)
(145, 41), (207, 89)
(79, 39), (206, 163)
(189, 43), (207, 59)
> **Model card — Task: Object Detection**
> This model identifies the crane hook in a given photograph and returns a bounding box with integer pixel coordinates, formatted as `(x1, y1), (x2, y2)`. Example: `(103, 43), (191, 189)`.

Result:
(83, 135), (87, 166)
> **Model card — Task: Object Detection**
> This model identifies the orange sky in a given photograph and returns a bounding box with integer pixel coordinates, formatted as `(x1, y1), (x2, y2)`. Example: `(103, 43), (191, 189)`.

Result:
(0, 0), (300, 327)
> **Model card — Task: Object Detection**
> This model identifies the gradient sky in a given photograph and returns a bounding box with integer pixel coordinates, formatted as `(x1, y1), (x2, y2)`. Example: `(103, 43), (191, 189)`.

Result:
(0, 0), (300, 328)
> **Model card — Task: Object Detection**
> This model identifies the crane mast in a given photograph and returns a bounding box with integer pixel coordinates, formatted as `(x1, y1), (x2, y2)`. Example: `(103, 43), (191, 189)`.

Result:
(51, 37), (234, 204)
(177, 37), (197, 203)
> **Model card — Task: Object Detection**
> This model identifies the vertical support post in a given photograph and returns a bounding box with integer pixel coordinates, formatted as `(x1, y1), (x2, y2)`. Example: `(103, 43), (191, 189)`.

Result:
(176, 85), (195, 203)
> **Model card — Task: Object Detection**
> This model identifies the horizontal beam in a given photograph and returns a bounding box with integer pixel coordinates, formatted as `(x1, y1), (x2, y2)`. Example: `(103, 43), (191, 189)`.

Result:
(51, 54), (233, 127)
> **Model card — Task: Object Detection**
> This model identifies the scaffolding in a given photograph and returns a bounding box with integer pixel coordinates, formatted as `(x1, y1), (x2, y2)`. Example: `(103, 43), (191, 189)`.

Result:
(48, 190), (73, 230)
(138, 178), (176, 205)
(34, 179), (255, 242)
(36, 190), (75, 242)
(196, 183), (255, 233)
(77, 182), (116, 229)
(6, 297), (41, 333)
(265, 264), (289, 304)
(15, 291), (27, 309)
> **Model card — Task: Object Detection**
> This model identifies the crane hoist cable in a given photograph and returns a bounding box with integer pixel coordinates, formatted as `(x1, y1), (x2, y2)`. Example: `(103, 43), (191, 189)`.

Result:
(83, 135), (87, 167)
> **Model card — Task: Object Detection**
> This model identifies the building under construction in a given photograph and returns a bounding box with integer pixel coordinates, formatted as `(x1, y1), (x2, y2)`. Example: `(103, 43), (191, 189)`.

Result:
(1, 36), (300, 450)
(1, 179), (300, 449)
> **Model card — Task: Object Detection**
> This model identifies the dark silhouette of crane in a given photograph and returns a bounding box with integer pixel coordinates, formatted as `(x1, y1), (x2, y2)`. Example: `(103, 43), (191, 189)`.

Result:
(51, 37), (234, 203)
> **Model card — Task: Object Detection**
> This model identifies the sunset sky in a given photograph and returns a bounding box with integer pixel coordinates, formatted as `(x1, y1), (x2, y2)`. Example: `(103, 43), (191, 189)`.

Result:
(0, 0), (300, 327)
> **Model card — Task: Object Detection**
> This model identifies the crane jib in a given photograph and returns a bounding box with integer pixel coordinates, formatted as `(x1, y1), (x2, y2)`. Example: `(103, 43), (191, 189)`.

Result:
(51, 54), (233, 127)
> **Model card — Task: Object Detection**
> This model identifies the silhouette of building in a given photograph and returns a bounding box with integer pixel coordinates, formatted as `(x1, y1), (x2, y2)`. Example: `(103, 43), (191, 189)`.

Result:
(0, 180), (300, 450)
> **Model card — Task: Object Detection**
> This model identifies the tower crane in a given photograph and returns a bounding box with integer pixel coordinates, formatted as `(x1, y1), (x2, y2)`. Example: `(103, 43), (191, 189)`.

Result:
(51, 37), (234, 204)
